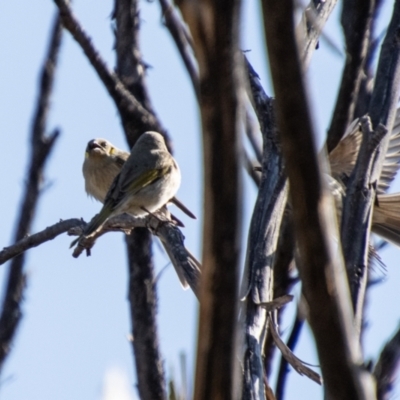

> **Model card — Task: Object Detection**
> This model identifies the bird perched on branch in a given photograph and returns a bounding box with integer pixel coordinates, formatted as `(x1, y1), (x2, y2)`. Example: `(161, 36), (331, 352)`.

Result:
(73, 132), (201, 293)
(82, 137), (196, 220)
(73, 131), (183, 245)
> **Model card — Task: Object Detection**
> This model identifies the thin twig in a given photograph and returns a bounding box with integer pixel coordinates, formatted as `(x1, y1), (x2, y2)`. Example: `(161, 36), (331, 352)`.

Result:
(275, 309), (305, 400)
(157, 0), (199, 100)
(374, 323), (400, 400)
(0, 14), (62, 372)
(269, 315), (321, 386)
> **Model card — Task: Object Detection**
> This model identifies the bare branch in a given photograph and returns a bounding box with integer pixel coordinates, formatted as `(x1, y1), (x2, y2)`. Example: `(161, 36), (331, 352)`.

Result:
(53, 0), (165, 144)
(261, 1), (375, 398)
(275, 310), (305, 400)
(268, 315), (321, 386)
(0, 219), (83, 266)
(243, 150), (261, 187)
(0, 14), (62, 372)
(259, 295), (293, 312)
(341, 0), (400, 333)
(242, 56), (289, 399)
(326, 0), (374, 152)
(341, 118), (388, 333)
(374, 323), (400, 400)
(109, 1), (172, 397)
(297, 0), (338, 69)
(157, 0), (199, 99)
(126, 228), (166, 400)
(245, 109), (263, 163)
(176, 1), (243, 398)
(70, 210), (201, 297)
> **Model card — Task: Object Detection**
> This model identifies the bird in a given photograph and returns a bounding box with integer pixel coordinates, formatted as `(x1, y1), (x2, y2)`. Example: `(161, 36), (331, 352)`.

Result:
(82, 137), (196, 219)
(253, 110), (400, 248)
(74, 131), (183, 243)
(75, 132), (201, 294)
(328, 110), (400, 247)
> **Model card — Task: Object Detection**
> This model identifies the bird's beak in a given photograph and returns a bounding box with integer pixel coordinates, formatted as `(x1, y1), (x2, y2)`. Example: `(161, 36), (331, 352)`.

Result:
(86, 140), (102, 152)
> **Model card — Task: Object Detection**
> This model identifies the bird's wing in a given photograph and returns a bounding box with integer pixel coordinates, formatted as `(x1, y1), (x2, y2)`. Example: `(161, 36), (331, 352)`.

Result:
(378, 108), (400, 193)
(372, 193), (400, 246)
(329, 118), (361, 179)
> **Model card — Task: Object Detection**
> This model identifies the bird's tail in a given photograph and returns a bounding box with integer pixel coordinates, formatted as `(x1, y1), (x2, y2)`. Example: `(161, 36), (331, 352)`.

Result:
(372, 193), (400, 247)
(70, 205), (113, 248)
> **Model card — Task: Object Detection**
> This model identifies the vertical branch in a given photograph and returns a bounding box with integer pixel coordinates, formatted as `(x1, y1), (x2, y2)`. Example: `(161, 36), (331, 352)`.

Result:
(354, 0), (385, 117)
(113, 1), (167, 398)
(341, 0), (400, 333)
(326, 0), (374, 152)
(176, 1), (243, 398)
(125, 231), (166, 400)
(0, 14), (62, 372)
(242, 59), (288, 399)
(261, 0), (375, 398)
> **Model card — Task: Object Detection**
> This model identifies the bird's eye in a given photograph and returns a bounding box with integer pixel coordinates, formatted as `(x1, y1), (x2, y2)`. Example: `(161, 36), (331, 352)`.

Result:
(101, 141), (107, 147)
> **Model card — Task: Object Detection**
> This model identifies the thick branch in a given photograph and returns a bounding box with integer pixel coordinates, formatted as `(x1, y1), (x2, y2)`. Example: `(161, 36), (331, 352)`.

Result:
(326, 0), (374, 152)
(125, 229), (166, 400)
(341, 0), (400, 332)
(176, 1), (243, 399)
(341, 118), (387, 332)
(0, 14), (62, 372)
(242, 58), (288, 399)
(261, 1), (375, 398)
(109, 1), (170, 397)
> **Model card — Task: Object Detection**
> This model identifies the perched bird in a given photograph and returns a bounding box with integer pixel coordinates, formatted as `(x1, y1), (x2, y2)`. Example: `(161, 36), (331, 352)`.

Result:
(75, 132), (201, 294)
(82, 138), (196, 219)
(75, 131), (182, 242)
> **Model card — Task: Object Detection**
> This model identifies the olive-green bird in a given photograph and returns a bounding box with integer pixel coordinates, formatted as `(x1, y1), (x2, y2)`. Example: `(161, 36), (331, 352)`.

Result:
(82, 137), (196, 219)
(75, 131), (183, 242)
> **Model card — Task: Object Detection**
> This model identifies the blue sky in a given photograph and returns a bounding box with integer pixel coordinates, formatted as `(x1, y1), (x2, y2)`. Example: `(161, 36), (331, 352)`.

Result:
(0, 1), (399, 399)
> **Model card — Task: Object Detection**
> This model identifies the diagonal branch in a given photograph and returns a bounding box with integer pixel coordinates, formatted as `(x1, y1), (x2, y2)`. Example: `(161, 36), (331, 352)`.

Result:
(374, 323), (400, 400)
(297, 0), (339, 69)
(157, 0), (199, 100)
(261, 0), (375, 398)
(326, 0), (374, 152)
(0, 14), (62, 372)
(0, 219), (83, 266)
(53, 0), (166, 145)
(241, 57), (288, 399)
